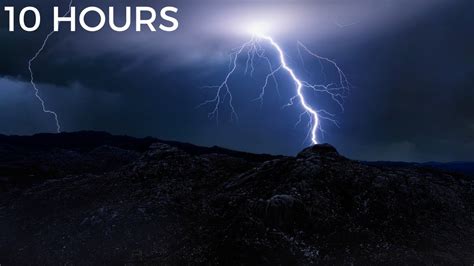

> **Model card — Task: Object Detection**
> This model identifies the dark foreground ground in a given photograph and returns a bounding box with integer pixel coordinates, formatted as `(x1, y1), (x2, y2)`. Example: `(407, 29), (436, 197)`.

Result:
(0, 132), (473, 265)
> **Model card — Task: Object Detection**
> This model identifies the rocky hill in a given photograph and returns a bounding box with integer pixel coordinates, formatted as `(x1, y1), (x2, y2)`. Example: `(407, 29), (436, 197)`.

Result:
(0, 132), (473, 265)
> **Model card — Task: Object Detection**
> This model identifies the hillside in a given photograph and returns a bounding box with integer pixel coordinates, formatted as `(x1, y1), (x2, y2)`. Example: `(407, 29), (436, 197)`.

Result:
(0, 132), (473, 264)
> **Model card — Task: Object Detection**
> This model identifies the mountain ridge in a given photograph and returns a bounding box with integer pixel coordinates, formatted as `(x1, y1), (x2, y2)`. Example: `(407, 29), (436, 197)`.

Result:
(0, 131), (473, 264)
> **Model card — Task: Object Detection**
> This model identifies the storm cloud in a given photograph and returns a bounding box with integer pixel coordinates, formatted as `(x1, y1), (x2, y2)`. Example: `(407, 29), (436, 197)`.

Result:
(0, 0), (472, 161)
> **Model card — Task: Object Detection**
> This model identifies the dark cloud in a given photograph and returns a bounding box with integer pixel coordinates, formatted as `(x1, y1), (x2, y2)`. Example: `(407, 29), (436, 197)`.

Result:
(0, 0), (472, 161)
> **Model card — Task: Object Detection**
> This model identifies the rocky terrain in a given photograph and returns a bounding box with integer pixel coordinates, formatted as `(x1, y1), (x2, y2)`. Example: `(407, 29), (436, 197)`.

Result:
(0, 132), (473, 265)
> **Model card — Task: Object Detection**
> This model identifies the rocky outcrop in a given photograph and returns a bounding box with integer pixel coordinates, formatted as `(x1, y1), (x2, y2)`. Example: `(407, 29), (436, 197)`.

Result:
(0, 134), (472, 265)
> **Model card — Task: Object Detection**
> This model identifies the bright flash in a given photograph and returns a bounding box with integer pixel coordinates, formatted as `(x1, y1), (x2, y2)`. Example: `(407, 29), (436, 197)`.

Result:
(247, 22), (271, 35)
(200, 26), (351, 145)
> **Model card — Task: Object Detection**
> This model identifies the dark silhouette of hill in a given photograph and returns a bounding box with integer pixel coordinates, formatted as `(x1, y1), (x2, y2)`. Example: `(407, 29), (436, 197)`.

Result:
(0, 131), (279, 190)
(0, 132), (473, 264)
(365, 161), (474, 178)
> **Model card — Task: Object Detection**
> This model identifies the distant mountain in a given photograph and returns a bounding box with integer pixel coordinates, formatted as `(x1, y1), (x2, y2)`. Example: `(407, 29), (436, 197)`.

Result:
(423, 161), (474, 177)
(0, 131), (278, 190)
(0, 132), (473, 264)
(364, 161), (474, 178)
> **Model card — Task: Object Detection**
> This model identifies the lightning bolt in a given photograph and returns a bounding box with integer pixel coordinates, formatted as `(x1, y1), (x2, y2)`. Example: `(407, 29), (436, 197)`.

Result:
(200, 33), (350, 145)
(28, 0), (73, 133)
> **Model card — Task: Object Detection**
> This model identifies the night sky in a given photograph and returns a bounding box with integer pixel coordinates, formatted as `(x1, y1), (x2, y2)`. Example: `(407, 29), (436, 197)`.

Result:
(0, 0), (473, 162)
